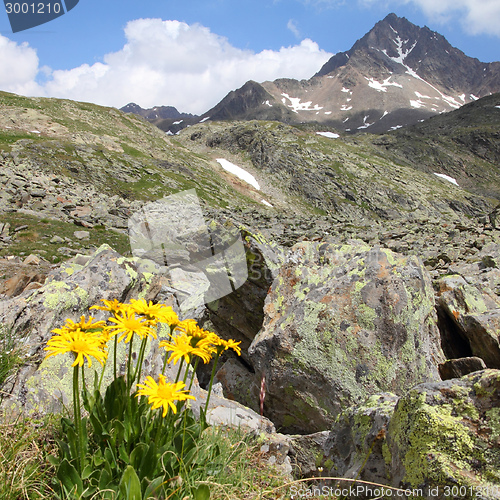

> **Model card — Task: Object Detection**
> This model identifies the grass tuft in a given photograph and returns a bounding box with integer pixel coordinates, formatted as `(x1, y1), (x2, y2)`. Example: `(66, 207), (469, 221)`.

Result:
(0, 416), (57, 500)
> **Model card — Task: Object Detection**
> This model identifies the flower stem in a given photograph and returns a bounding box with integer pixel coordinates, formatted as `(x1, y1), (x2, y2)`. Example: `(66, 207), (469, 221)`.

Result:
(133, 336), (148, 386)
(174, 357), (185, 384)
(126, 336), (134, 390)
(113, 335), (118, 381)
(98, 355), (107, 393)
(204, 353), (220, 417)
(188, 357), (199, 392)
(73, 365), (84, 474)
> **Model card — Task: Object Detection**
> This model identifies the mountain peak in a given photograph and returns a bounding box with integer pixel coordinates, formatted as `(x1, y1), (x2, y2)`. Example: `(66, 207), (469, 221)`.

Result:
(316, 13), (437, 78)
(134, 14), (500, 136)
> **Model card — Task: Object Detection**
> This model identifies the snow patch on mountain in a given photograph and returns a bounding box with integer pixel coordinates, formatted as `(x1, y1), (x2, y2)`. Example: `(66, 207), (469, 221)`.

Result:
(366, 77), (403, 92)
(317, 131), (340, 139)
(410, 100), (425, 109)
(216, 158), (260, 190)
(358, 116), (375, 130)
(281, 93), (324, 113)
(434, 173), (459, 186)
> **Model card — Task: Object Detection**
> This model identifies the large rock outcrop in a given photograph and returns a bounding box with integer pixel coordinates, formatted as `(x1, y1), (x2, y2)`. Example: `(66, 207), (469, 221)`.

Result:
(249, 239), (445, 433)
(289, 370), (500, 499)
(0, 245), (177, 415)
(388, 370), (500, 498)
(436, 274), (500, 368)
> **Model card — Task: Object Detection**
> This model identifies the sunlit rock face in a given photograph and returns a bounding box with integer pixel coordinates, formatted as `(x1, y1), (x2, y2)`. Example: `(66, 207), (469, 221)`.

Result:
(249, 239), (444, 434)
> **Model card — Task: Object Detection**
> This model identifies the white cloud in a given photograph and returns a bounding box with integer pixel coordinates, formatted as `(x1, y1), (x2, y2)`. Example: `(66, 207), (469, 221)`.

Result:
(0, 19), (333, 114)
(361, 0), (500, 36)
(0, 35), (43, 95)
(287, 19), (301, 38)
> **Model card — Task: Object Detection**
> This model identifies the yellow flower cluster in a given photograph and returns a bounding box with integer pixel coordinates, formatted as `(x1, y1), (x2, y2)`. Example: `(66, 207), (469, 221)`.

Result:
(159, 319), (241, 365)
(45, 315), (109, 367)
(44, 298), (242, 417)
(136, 375), (195, 417)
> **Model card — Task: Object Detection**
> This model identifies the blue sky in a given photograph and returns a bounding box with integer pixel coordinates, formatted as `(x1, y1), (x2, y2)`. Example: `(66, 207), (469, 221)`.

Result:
(1, 0), (499, 114)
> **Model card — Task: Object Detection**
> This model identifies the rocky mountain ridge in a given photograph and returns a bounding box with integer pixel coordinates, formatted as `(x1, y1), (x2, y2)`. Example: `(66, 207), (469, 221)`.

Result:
(124, 13), (500, 136)
(120, 102), (200, 135)
(208, 13), (500, 134)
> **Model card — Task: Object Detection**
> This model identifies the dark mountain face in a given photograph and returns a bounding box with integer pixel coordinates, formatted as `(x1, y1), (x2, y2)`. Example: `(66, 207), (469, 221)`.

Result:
(120, 103), (199, 135)
(120, 103), (194, 121)
(197, 13), (500, 134)
(202, 81), (296, 122)
(316, 13), (498, 95)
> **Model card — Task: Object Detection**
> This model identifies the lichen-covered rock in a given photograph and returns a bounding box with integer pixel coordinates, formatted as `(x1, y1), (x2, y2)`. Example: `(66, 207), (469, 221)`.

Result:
(0, 244), (175, 415)
(288, 431), (330, 478)
(436, 275), (500, 368)
(321, 393), (398, 485)
(288, 393), (397, 485)
(387, 369), (500, 499)
(249, 239), (444, 433)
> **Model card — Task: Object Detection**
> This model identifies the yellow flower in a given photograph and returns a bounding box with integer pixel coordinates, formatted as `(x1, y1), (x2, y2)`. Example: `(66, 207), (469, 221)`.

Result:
(160, 333), (214, 365)
(44, 328), (107, 368)
(51, 315), (112, 349)
(177, 319), (202, 337)
(107, 309), (156, 343)
(51, 315), (107, 335)
(155, 306), (181, 328)
(178, 321), (216, 347)
(213, 337), (242, 357)
(136, 375), (195, 417)
(128, 299), (168, 326)
(224, 338), (242, 356)
(90, 299), (129, 315)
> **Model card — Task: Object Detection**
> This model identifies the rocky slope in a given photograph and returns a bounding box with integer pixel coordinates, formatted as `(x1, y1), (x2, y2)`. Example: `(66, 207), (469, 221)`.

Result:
(375, 92), (500, 200)
(1, 90), (499, 268)
(1, 90), (500, 496)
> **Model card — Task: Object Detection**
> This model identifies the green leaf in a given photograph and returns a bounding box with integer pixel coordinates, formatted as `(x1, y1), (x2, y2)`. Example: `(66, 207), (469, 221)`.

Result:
(118, 465), (142, 500)
(193, 484), (211, 500)
(129, 442), (146, 469)
(143, 476), (167, 498)
(138, 442), (157, 480)
(98, 468), (113, 492)
(105, 377), (127, 421)
(81, 463), (94, 480)
(57, 458), (83, 497)
(118, 443), (130, 463)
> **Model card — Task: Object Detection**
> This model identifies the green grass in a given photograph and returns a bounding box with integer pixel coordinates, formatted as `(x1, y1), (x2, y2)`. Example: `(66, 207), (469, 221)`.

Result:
(0, 414), (289, 500)
(0, 416), (57, 500)
(120, 144), (146, 158)
(192, 427), (288, 499)
(0, 325), (25, 393)
(0, 213), (131, 262)
(0, 131), (43, 151)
